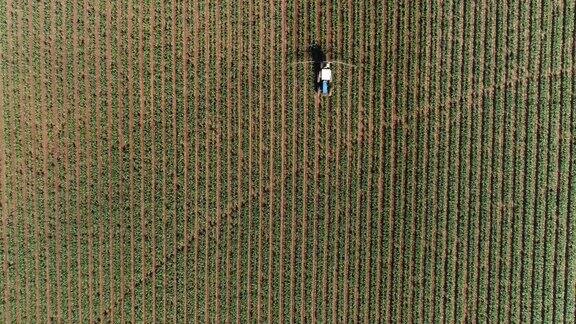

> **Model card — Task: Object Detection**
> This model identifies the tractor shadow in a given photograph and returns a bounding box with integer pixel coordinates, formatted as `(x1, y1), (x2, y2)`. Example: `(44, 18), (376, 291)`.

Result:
(308, 44), (326, 92)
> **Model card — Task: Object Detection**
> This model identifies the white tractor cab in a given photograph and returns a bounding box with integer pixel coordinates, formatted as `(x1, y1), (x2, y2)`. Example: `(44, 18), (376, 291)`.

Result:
(317, 62), (332, 96)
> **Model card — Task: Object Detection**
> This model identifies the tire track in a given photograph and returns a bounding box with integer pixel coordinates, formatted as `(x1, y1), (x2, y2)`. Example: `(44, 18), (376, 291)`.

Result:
(96, 158), (304, 324)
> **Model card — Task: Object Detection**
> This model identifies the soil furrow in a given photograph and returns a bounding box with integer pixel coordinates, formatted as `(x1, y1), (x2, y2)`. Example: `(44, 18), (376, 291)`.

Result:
(289, 0), (299, 321)
(115, 2), (127, 321)
(342, 0), (354, 322)
(267, 0), (276, 321)
(48, 0), (63, 318)
(81, 0), (96, 320)
(406, 1), (423, 322)
(561, 5), (576, 320)
(385, 1), (399, 322)
(518, 2), (536, 321)
(299, 1), (311, 322)
(158, 0), (167, 320)
(203, 1), (212, 321)
(321, 0), (333, 321)
(56, 1), (73, 321)
(545, 4), (566, 322)
(170, 0), (179, 318)
(374, 0), (388, 321)
(137, 0), (147, 317)
(246, 0), (254, 320)
(311, 0), (321, 320)
(104, 0), (115, 321)
(70, 0), (83, 320)
(484, 2), (503, 320)
(214, 0), (223, 320)
(395, 1), (411, 321)
(278, 0), (287, 321)
(353, 0), (366, 321)
(37, 1), (53, 320)
(458, 1), (476, 320)
(5, 3), (22, 322)
(92, 1), (106, 321)
(438, 1), (455, 321)
(528, 3), (548, 322)
(126, 0), (137, 321)
(0, 26), (9, 324)
(181, 0), (190, 321)
(471, 2), (488, 319)
(234, 0), (245, 320)
(225, 0), (234, 320)
(149, 1), (157, 321)
(193, 0), (201, 320)
(257, 0), (266, 320)
(417, 0), (432, 319)
(508, 2), (528, 321)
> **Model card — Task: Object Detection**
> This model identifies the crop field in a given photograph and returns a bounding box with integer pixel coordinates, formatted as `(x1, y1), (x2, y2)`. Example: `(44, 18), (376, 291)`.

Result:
(1, 0), (575, 322)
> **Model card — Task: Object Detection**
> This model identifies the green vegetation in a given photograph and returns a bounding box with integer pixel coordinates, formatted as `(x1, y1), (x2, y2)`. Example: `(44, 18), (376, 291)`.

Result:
(0, 0), (575, 322)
